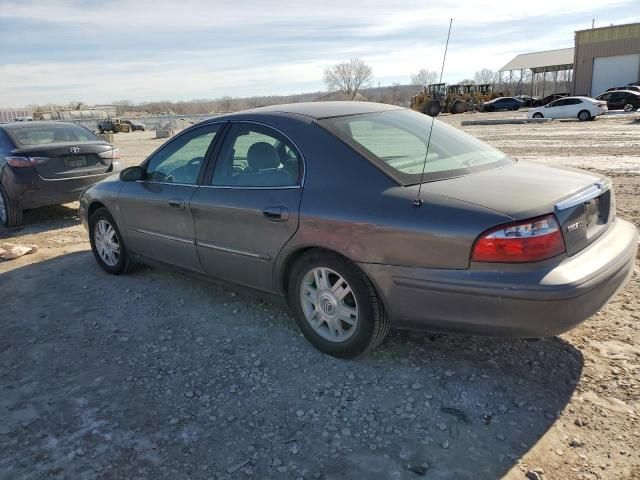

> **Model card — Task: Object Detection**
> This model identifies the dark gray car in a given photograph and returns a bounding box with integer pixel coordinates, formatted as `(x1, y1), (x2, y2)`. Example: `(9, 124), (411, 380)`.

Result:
(0, 121), (120, 227)
(79, 102), (638, 358)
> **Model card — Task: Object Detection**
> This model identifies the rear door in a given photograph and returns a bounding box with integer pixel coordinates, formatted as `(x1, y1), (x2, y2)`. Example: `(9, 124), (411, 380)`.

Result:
(118, 123), (223, 271)
(609, 92), (625, 110)
(562, 98), (583, 118)
(191, 122), (303, 292)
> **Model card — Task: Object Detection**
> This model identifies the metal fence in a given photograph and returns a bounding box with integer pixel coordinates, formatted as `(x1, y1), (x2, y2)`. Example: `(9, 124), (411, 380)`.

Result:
(77, 114), (218, 131)
(0, 109), (34, 122)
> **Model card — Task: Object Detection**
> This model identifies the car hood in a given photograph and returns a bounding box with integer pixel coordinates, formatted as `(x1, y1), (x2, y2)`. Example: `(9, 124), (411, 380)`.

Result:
(415, 159), (604, 220)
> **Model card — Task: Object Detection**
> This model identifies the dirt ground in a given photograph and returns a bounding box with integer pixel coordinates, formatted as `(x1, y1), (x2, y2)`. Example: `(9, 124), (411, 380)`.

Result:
(1, 110), (639, 480)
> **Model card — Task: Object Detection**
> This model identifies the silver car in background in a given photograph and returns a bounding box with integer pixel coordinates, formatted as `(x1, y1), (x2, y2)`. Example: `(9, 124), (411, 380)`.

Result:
(79, 102), (638, 358)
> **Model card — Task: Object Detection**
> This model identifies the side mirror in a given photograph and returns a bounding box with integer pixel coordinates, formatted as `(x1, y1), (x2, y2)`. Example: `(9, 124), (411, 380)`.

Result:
(120, 166), (144, 182)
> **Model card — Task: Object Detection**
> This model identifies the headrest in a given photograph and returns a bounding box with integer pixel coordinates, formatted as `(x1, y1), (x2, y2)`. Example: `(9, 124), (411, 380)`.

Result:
(246, 142), (280, 170)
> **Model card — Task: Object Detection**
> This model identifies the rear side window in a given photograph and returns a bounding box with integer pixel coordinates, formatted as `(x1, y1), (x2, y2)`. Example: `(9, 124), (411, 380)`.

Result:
(211, 123), (301, 187)
(320, 109), (511, 184)
(8, 123), (99, 146)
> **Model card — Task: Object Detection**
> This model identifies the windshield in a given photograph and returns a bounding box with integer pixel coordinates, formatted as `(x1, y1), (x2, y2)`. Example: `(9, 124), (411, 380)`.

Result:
(8, 123), (100, 147)
(319, 109), (512, 184)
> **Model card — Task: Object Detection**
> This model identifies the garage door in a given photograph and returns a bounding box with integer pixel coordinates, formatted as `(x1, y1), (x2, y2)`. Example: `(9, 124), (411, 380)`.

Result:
(591, 54), (640, 96)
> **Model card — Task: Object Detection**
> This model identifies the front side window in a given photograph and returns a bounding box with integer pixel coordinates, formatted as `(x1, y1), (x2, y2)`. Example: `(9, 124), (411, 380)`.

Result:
(212, 123), (301, 187)
(319, 109), (511, 184)
(145, 124), (220, 185)
(547, 99), (565, 108)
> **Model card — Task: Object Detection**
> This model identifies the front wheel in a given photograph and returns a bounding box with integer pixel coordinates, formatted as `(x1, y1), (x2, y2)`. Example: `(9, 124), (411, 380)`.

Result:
(577, 110), (591, 121)
(532, 112), (543, 119)
(288, 250), (390, 359)
(89, 207), (134, 274)
(623, 103), (636, 112)
(425, 100), (441, 117)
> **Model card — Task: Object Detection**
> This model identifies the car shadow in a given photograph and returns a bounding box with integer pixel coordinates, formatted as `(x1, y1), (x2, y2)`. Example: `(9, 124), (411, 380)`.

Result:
(0, 202), (80, 239)
(0, 251), (583, 480)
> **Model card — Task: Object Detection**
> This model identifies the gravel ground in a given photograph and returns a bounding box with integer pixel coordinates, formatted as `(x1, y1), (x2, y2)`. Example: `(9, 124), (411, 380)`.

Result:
(1, 110), (639, 480)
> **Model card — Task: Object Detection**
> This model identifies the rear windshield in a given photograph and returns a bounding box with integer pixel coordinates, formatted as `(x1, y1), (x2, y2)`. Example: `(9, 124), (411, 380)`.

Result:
(8, 123), (100, 147)
(319, 109), (512, 184)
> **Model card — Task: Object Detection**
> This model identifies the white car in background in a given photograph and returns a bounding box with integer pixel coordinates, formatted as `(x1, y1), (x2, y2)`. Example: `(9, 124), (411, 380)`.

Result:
(527, 96), (608, 121)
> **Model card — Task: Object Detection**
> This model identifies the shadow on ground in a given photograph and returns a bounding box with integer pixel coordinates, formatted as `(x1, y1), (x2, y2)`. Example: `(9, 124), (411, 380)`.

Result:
(0, 252), (583, 480)
(0, 203), (79, 239)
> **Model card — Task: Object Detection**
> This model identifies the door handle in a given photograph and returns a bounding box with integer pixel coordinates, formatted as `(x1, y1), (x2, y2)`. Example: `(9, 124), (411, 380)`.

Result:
(262, 206), (290, 222)
(168, 198), (185, 210)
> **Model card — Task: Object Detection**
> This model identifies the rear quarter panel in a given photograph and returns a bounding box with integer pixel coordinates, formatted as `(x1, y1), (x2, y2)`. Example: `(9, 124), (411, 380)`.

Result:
(269, 115), (514, 289)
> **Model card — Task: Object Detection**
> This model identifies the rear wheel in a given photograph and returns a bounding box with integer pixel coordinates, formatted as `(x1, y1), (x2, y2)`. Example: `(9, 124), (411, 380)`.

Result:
(89, 207), (134, 274)
(532, 112), (543, 119)
(0, 185), (22, 227)
(623, 102), (636, 112)
(288, 250), (390, 359)
(577, 110), (591, 121)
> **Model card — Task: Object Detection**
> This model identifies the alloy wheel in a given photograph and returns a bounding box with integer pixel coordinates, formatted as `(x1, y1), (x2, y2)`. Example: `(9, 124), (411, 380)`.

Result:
(94, 219), (120, 266)
(299, 266), (359, 342)
(624, 103), (635, 112)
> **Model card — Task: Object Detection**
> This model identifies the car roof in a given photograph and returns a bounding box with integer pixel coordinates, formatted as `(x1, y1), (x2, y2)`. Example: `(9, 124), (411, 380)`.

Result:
(229, 101), (403, 119)
(605, 89), (640, 95)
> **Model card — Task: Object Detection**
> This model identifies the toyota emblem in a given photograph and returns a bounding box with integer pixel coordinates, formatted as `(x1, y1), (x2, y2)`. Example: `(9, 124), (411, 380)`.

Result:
(69, 146), (80, 154)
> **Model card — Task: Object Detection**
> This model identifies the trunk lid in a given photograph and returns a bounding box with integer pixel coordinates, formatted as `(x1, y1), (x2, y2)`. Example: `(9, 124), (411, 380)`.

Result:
(14, 141), (114, 179)
(422, 160), (614, 256)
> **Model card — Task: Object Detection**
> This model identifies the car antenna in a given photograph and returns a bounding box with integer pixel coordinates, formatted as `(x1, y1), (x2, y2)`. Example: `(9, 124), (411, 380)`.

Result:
(414, 18), (453, 208)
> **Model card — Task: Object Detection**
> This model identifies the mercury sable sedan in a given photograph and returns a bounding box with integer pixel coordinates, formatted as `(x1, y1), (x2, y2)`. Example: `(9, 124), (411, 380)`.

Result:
(79, 102), (638, 358)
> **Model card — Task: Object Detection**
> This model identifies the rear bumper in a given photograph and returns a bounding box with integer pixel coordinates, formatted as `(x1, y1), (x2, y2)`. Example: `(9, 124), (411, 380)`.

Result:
(359, 218), (638, 337)
(8, 171), (116, 210)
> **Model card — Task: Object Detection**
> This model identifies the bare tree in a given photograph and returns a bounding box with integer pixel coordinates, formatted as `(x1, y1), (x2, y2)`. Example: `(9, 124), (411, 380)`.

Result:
(474, 68), (499, 85)
(456, 78), (475, 85)
(410, 69), (438, 91)
(112, 100), (133, 115)
(323, 58), (373, 100)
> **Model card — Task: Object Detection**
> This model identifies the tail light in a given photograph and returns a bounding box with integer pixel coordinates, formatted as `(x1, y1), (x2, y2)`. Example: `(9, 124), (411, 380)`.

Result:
(6, 156), (49, 167)
(471, 214), (565, 263)
(98, 148), (119, 160)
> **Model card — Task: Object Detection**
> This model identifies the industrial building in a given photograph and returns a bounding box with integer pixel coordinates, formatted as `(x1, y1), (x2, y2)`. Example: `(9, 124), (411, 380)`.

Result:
(573, 22), (640, 96)
(500, 22), (640, 98)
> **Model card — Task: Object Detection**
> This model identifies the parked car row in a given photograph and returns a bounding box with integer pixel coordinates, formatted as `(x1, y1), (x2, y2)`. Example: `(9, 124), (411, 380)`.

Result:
(2, 103), (637, 358)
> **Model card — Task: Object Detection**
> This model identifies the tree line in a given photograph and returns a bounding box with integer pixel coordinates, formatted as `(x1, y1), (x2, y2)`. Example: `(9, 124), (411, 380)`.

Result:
(111, 58), (569, 116)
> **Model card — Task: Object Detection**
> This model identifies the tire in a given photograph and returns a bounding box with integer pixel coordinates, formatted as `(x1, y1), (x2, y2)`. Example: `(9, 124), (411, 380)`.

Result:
(577, 110), (591, 121)
(89, 207), (134, 275)
(0, 185), (22, 227)
(98, 127), (104, 134)
(512, 106), (520, 111)
(532, 112), (543, 119)
(623, 103), (635, 112)
(425, 100), (441, 117)
(452, 100), (467, 114)
(288, 250), (390, 359)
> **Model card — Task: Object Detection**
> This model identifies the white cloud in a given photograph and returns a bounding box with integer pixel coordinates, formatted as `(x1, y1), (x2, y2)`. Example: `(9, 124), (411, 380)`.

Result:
(0, 0), (637, 106)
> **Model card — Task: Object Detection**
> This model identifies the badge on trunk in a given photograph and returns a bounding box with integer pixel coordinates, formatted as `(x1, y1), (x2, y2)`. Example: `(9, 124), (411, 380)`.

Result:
(69, 146), (80, 154)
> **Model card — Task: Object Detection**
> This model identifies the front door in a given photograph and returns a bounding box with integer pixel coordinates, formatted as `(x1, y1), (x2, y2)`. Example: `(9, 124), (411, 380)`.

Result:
(119, 123), (223, 271)
(191, 122), (303, 292)
(544, 98), (566, 118)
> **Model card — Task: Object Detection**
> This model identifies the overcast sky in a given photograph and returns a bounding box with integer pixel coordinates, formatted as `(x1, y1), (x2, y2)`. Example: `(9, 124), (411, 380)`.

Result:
(0, 0), (638, 106)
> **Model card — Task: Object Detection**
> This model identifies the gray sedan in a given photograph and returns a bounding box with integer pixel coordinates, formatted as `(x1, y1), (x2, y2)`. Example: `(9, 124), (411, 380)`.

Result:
(79, 102), (638, 358)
